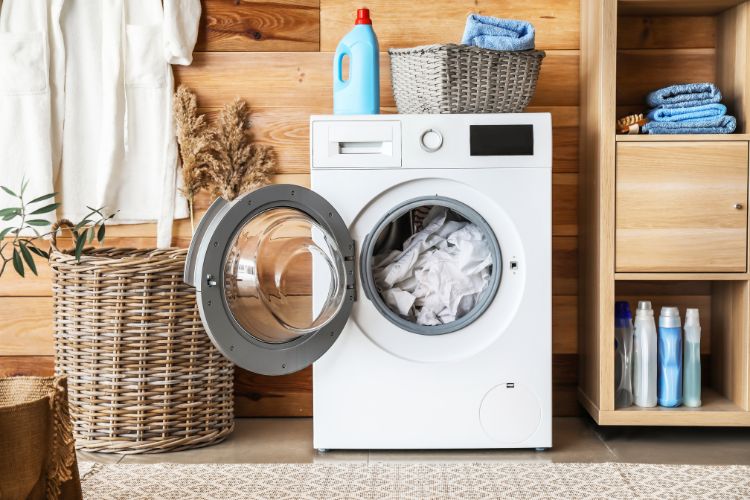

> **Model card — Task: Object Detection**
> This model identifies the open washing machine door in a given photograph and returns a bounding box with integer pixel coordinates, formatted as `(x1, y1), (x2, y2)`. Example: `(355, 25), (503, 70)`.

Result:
(184, 184), (355, 376)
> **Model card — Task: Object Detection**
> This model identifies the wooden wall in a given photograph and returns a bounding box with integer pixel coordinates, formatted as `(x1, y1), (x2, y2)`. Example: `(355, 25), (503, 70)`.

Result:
(0, 0), (583, 416)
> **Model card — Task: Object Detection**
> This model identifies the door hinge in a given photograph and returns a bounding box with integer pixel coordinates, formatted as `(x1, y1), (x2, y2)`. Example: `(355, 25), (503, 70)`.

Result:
(345, 239), (356, 302)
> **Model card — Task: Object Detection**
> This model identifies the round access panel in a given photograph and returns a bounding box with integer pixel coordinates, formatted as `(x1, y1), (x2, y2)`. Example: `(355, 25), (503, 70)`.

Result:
(479, 383), (542, 444)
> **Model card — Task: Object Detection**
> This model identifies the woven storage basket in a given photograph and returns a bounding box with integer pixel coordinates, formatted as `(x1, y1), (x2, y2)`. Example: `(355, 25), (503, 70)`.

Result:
(49, 221), (234, 454)
(388, 44), (545, 114)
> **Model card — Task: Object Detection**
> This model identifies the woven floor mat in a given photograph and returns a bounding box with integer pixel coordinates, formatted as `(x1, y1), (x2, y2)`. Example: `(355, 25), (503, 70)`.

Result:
(78, 461), (750, 499)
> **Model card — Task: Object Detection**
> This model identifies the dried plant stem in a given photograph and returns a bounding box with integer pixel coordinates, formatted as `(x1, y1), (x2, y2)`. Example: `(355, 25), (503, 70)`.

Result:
(174, 86), (277, 232)
(188, 198), (195, 234)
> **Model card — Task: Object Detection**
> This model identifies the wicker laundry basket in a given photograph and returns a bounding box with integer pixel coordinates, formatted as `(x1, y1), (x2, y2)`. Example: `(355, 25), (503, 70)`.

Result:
(388, 44), (545, 114)
(0, 376), (81, 499)
(49, 221), (234, 454)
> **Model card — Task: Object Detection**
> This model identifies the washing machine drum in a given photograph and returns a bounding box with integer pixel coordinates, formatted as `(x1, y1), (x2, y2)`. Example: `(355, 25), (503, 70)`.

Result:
(185, 184), (355, 376)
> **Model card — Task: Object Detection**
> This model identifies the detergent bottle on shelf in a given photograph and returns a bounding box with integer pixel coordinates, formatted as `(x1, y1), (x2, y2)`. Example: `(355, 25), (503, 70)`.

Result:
(633, 300), (657, 407)
(683, 308), (702, 408)
(658, 306), (683, 407)
(333, 8), (380, 115)
(614, 301), (634, 408)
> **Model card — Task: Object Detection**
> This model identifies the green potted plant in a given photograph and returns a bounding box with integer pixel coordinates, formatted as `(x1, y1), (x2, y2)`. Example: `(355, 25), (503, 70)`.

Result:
(0, 179), (114, 277)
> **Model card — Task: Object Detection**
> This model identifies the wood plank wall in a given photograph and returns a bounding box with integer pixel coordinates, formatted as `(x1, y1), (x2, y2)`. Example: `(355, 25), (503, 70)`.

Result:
(0, 0), (584, 416)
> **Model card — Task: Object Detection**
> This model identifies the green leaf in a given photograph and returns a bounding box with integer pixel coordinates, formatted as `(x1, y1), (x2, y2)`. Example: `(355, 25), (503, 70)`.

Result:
(26, 219), (51, 227)
(1, 186), (17, 198)
(18, 242), (37, 276)
(87, 226), (95, 244)
(12, 248), (24, 277)
(0, 227), (12, 239)
(29, 203), (60, 215)
(20, 178), (29, 196)
(97, 223), (106, 242)
(74, 234), (86, 262)
(28, 192), (58, 204)
(0, 207), (20, 218)
(28, 245), (49, 259)
(73, 219), (92, 231)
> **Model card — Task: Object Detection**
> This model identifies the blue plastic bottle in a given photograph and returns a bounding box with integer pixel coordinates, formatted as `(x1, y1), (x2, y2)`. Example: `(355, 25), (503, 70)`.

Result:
(614, 301), (634, 408)
(333, 8), (380, 115)
(658, 306), (683, 407)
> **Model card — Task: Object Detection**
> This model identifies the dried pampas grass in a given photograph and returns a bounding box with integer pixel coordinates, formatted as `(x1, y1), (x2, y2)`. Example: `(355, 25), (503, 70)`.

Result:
(174, 86), (213, 232)
(207, 98), (276, 201)
(173, 86), (276, 233)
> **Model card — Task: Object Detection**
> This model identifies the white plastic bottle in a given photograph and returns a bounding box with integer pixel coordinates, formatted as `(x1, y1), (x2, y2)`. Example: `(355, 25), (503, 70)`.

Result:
(633, 301), (657, 407)
(683, 308), (702, 408)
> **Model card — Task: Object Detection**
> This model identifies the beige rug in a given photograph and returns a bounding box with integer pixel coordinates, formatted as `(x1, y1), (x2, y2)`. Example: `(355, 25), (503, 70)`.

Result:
(79, 461), (750, 499)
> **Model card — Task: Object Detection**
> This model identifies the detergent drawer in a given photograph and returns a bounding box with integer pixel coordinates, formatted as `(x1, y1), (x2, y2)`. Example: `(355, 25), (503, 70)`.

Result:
(312, 120), (402, 168)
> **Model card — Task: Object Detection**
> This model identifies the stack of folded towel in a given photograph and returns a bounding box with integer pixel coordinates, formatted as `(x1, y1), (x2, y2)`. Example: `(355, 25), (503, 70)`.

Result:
(643, 83), (736, 134)
(461, 13), (535, 51)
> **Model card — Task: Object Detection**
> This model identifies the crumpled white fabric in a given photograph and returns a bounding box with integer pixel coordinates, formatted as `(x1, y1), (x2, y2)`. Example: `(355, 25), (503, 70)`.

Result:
(373, 207), (493, 325)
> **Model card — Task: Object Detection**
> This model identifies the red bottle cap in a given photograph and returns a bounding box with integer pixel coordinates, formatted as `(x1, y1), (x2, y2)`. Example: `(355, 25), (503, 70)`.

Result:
(355, 8), (372, 25)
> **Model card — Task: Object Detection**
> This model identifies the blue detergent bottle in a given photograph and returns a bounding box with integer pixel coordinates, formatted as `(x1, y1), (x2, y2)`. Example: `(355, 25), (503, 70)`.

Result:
(333, 8), (380, 114)
(658, 306), (683, 407)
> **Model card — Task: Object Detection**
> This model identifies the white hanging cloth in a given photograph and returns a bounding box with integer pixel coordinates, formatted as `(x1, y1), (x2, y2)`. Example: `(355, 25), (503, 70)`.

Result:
(0, 0), (201, 247)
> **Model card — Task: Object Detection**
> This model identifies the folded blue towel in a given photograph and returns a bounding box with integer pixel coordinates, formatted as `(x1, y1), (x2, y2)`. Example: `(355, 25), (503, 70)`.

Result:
(461, 14), (535, 51)
(646, 83), (722, 108)
(647, 103), (727, 122)
(643, 115), (736, 134)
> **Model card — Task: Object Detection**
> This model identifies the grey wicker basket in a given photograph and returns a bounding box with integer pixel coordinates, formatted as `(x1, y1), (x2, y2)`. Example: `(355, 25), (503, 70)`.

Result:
(49, 221), (234, 454)
(388, 44), (545, 114)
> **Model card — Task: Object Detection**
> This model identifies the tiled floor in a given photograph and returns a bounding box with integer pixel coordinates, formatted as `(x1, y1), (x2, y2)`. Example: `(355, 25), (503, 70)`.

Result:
(77, 417), (750, 466)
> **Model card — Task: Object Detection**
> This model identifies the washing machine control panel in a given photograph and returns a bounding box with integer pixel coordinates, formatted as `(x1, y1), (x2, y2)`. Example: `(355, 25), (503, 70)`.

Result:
(310, 114), (552, 170)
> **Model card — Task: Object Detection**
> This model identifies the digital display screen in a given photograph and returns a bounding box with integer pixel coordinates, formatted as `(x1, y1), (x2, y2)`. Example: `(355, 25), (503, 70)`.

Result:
(470, 125), (534, 156)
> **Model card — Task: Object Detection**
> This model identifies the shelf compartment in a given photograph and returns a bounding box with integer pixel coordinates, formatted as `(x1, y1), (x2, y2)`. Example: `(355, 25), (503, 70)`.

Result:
(616, 2), (750, 134)
(606, 280), (750, 426)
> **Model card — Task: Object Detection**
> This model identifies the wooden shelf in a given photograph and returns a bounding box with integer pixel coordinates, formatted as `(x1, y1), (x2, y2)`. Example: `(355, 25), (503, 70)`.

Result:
(616, 134), (750, 142)
(618, 0), (746, 16)
(599, 389), (750, 426)
(616, 273), (750, 281)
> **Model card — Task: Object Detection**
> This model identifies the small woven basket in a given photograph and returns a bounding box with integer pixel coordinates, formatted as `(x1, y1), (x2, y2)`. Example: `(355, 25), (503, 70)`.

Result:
(49, 221), (234, 454)
(388, 44), (545, 114)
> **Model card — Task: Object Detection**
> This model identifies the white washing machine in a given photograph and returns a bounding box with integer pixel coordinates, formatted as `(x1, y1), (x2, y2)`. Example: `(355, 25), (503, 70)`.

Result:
(184, 113), (552, 450)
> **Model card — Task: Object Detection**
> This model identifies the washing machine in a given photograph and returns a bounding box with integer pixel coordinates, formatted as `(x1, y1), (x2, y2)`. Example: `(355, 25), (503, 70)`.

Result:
(184, 113), (552, 450)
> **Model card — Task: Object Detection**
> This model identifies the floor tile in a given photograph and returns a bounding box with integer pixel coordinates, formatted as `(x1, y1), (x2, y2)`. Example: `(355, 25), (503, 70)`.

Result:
(117, 418), (367, 464)
(79, 416), (750, 466)
(76, 450), (123, 464)
(593, 422), (750, 465)
(368, 417), (614, 463)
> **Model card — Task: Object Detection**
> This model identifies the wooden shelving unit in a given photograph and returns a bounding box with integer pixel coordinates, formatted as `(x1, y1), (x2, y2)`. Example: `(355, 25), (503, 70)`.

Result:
(579, 0), (750, 426)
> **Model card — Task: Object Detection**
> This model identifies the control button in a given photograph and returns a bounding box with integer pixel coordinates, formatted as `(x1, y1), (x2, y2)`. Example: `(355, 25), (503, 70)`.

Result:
(420, 129), (443, 152)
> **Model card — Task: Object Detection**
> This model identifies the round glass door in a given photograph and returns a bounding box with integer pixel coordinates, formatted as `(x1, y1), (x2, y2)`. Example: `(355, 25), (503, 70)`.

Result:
(223, 207), (348, 344)
(190, 184), (355, 376)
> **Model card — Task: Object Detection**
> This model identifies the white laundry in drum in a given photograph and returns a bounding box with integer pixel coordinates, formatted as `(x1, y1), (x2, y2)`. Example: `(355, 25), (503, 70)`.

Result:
(372, 206), (493, 326)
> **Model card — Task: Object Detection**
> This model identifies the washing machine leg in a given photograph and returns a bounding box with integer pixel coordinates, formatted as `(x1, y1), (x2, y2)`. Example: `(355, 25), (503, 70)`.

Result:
(317, 448), (328, 453)
(535, 447), (547, 452)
